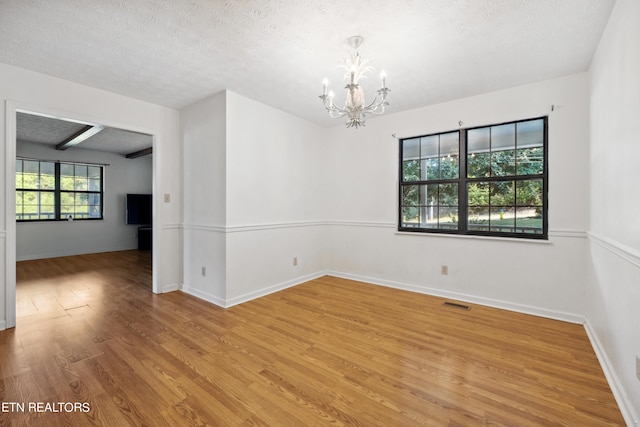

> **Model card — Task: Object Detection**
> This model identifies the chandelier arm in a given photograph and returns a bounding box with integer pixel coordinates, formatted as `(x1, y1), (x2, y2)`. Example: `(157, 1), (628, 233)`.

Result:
(363, 88), (390, 114)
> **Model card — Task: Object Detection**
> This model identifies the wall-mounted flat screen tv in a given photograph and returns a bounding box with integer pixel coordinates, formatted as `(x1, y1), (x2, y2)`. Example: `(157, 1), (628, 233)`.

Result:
(126, 194), (152, 225)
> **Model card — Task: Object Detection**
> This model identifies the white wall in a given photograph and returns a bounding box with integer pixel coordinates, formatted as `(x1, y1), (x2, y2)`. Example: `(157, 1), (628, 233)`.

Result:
(588, 0), (640, 423)
(181, 91), (327, 306)
(224, 92), (327, 303)
(1, 62), (182, 330)
(324, 73), (590, 322)
(182, 91), (228, 304)
(16, 141), (152, 260)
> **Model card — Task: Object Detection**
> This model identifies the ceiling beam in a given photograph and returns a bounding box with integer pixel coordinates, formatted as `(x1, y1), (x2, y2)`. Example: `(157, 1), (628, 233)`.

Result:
(125, 147), (153, 159)
(56, 125), (104, 150)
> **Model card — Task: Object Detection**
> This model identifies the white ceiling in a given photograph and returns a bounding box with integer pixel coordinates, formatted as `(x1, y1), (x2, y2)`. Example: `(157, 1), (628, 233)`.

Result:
(17, 112), (153, 156)
(0, 0), (616, 128)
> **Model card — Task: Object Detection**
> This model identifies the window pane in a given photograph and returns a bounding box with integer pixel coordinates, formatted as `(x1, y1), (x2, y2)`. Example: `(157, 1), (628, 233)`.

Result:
(491, 149), (516, 176)
(491, 124), (515, 151)
(75, 193), (89, 218)
(516, 119), (544, 176)
(88, 194), (102, 218)
(40, 203), (55, 219)
(60, 192), (74, 206)
(40, 192), (54, 206)
(438, 207), (458, 230)
(22, 191), (39, 219)
(61, 204), (74, 216)
(89, 178), (101, 191)
(468, 152), (490, 178)
(441, 132), (460, 179)
(16, 191), (23, 219)
(16, 160), (23, 188)
(74, 165), (88, 191)
(421, 184), (438, 207)
(75, 193), (88, 205)
(468, 207), (489, 232)
(468, 127), (490, 153)
(516, 179), (543, 207)
(516, 119), (544, 148)
(420, 206), (438, 228)
(440, 154), (459, 179)
(402, 185), (419, 206)
(23, 160), (39, 174)
(419, 135), (438, 180)
(401, 207), (420, 227)
(88, 166), (101, 179)
(22, 168), (39, 189)
(490, 181), (515, 206)
(403, 160), (420, 182)
(439, 183), (458, 206)
(60, 164), (74, 190)
(75, 177), (88, 191)
(40, 162), (55, 190)
(468, 182), (489, 207)
(516, 147), (543, 175)
(490, 207), (514, 233)
(420, 135), (438, 158)
(403, 138), (420, 160)
(515, 207), (543, 234)
(421, 158), (438, 181)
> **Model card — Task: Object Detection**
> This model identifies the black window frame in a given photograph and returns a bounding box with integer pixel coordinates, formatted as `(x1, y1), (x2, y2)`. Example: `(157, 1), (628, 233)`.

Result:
(398, 116), (548, 240)
(16, 158), (104, 222)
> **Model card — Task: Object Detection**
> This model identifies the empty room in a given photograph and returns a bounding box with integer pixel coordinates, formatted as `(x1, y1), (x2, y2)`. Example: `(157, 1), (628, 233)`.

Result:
(0, 0), (638, 425)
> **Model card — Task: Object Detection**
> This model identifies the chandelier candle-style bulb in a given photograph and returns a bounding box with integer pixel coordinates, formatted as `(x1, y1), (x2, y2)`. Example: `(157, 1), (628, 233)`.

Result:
(319, 35), (390, 128)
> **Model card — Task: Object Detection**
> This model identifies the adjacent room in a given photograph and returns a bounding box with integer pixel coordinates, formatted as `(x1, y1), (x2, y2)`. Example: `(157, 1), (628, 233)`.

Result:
(0, 0), (638, 425)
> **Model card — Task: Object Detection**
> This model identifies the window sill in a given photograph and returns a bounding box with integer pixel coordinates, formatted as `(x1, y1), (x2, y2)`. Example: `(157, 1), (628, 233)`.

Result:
(395, 230), (552, 244)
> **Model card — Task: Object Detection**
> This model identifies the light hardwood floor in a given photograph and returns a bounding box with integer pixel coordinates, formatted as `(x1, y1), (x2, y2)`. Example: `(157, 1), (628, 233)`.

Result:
(1, 251), (624, 426)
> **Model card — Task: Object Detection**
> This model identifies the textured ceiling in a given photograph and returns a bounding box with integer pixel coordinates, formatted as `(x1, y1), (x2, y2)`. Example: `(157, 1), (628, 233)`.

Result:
(17, 112), (153, 156)
(0, 0), (616, 127)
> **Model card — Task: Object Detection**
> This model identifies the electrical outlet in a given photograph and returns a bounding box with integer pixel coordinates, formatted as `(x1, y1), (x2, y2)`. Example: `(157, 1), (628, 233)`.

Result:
(293, 257), (298, 266)
(441, 265), (448, 275)
(636, 355), (640, 381)
(201, 266), (206, 277)
(164, 193), (171, 203)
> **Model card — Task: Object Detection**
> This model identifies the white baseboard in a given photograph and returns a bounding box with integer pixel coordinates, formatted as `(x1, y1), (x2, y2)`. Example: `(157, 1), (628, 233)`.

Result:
(158, 283), (180, 293)
(0, 320), (6, 331)
(180, 286), (226, 308)
(224, 271), (328, 308)
(180, 271), (328, 309)
(584, 320), (639, 427)
(326, 270), (585, 324)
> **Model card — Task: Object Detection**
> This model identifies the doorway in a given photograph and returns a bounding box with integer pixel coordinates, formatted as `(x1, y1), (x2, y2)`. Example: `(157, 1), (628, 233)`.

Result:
(5, 103), (157, 328)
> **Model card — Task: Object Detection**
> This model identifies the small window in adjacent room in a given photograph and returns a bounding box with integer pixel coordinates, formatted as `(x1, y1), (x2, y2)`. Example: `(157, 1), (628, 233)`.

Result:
(398, 117), (548, 239)
(16, 159), (104, 221)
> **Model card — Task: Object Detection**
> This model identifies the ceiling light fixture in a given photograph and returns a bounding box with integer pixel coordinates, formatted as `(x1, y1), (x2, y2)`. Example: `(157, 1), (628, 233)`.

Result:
(319, 36), (390, 129)
(56, 125), (104, 150)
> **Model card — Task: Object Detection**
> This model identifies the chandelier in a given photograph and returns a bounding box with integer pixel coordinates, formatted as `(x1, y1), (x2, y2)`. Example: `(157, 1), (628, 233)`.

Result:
(319, 36), (390, 128)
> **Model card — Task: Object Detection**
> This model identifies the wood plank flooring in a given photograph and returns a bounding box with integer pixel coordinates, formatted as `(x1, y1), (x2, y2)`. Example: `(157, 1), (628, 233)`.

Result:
(1, 250), (625, 426)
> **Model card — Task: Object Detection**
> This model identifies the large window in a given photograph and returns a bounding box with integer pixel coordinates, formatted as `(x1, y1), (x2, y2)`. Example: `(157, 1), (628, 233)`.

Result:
(399, 117), (547, 239)
(16, 159), (103, 221)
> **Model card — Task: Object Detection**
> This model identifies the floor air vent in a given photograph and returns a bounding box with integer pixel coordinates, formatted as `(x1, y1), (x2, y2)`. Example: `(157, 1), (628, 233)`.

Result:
(443, 301), (471, 310)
